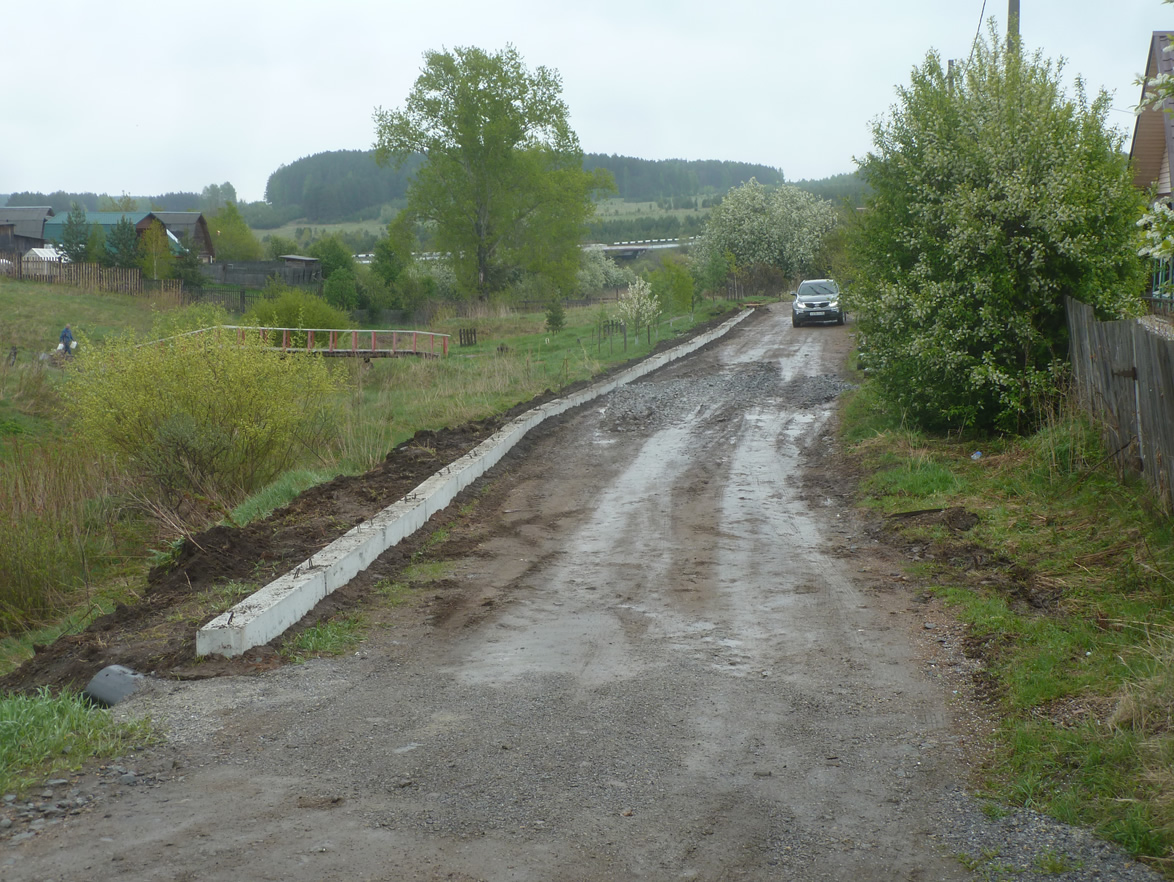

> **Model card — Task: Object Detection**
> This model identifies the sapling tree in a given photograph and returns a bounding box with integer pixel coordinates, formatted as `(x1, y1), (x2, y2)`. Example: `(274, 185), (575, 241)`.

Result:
(613, 277), (660, 344)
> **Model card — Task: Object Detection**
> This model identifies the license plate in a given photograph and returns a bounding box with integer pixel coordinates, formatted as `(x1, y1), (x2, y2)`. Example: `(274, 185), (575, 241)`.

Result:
(809, 311), (825, 317)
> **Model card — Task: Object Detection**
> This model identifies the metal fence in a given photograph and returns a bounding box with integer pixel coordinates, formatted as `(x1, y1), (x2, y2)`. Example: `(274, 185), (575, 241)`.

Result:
(1067, 296), (1174, 511)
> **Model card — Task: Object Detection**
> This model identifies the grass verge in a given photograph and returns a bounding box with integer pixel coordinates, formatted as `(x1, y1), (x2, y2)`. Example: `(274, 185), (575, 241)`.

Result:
(842, 382), (1174, 868)
(278, 615), (365, 663)
(0, 689), (155, 795)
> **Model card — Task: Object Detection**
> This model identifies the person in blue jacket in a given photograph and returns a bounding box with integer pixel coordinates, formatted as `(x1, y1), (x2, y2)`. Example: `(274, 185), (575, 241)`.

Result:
(59, 324), (74, 357)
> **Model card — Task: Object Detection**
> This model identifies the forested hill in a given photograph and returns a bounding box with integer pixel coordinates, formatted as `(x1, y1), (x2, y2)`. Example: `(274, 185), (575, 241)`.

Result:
(581, 155), (783, 203)
(263, 150), (423, 226)
(259, 150), (793, 225)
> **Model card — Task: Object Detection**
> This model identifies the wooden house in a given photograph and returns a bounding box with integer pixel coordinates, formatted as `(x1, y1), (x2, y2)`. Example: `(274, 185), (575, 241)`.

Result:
(152, 212), (215, 261)
(0, 206), (55, 254)
(1131, 30), (1174, 294)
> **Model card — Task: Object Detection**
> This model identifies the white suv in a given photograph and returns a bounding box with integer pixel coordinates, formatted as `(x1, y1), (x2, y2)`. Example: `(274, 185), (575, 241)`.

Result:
(792, 279), (844, 327)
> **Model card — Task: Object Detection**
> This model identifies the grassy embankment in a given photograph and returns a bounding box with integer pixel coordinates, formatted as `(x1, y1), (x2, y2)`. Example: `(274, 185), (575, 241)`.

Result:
(841, 377), (1174, 871)
(0, 278), (734, 791)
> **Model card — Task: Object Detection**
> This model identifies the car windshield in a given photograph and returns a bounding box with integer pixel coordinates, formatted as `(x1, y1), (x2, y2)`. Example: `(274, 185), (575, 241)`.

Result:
(797, 281), (838, 300)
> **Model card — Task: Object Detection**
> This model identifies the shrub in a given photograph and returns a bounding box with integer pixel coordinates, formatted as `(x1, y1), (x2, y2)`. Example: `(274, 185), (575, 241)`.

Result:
(613, 278), (660, 343)
(244, 285), (353, 330)
(65, 325), (345, 512)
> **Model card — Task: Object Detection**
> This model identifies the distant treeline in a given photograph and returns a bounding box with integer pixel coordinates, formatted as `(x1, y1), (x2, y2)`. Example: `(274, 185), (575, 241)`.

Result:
(583, 155), (783, 203)
(586, 214), (708, 244)
(4, 190), (205, 212)
(5, 158), (867, 240)
(790, 172), (870, 207)
(263, 150), (423, 226)
(2, 182), (249, 215)
(258, 150), (793, 225)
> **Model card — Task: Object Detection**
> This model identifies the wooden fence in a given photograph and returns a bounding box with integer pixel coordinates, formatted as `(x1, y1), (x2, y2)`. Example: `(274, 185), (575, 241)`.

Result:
(1, 252), (182, 297)
(1067, 296), (1174, 511)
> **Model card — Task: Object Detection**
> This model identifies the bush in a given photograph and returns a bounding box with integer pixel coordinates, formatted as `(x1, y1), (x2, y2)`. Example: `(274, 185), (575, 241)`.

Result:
(323, 269), (359, 311)
(244, 285), (353, 330)
(65, 325), (345, 512)
(850, 30), (1146, 433)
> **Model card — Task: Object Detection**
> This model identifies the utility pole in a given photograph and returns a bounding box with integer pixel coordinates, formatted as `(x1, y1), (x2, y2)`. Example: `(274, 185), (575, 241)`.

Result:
(1008, 0), (1020, 52)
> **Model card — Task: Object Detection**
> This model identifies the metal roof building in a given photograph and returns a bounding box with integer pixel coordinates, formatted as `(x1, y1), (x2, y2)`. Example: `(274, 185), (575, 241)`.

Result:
(0, 206), (55, 253)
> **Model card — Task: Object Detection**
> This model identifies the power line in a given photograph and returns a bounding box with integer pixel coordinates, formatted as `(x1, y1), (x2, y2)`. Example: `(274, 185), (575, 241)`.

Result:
(968, 0), (988, 66)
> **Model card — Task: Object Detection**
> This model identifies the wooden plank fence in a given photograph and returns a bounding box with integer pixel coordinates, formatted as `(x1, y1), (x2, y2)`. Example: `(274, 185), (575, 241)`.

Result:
(1, 252), (182, 297)
(1067, 296), (1174, 511)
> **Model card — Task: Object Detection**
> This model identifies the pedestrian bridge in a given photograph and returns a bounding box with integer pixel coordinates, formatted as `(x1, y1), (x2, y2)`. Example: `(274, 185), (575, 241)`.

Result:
(169, 326), (450, 358)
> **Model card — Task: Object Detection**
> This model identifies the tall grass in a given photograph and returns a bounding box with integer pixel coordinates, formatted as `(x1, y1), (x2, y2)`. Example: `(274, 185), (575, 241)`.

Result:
(0, 440), (125, 631)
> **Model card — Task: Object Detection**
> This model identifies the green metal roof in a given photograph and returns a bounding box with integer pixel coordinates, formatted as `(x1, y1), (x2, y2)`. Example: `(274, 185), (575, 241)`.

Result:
(42, 211), (186, 254)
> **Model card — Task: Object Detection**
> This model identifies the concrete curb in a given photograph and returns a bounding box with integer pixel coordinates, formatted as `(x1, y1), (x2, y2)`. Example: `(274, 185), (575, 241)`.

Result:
(196, 309), (752, 657)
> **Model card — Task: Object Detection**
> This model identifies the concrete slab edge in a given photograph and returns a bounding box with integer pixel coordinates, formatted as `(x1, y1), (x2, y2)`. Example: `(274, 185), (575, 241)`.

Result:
(196, 308), (752, 657)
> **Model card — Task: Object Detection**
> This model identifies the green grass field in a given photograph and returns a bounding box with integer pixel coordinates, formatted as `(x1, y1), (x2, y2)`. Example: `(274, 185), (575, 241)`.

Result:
(0, 277), (161, 356)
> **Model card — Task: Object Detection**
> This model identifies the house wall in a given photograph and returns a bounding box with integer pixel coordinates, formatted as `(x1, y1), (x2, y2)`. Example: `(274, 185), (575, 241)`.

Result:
(1161, 141), (1171, 197)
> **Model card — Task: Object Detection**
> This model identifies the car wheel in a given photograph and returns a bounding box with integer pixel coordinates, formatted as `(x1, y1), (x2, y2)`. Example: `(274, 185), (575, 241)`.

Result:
(836, 312), (845, 326)
(792, 315), (800, 327)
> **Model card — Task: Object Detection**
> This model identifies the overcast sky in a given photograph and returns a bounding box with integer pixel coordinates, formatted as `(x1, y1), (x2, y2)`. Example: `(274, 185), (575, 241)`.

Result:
(2, 0), (1167, 203)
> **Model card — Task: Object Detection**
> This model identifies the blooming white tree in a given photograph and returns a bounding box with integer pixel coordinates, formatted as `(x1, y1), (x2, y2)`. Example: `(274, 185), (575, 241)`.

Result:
(613, 277), (660, 343)
(851, 29), (1146, 433)
(690, 180), (836, 285)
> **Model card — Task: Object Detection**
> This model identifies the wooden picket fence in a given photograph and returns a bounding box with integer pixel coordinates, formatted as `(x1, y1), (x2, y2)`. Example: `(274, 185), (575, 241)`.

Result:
(1067, 296), (1174, 512)
(1, 252), (182, 297)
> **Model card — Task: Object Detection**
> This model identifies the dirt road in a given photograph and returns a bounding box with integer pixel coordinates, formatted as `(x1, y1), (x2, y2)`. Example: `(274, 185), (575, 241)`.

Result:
(3, 304), (973, 880)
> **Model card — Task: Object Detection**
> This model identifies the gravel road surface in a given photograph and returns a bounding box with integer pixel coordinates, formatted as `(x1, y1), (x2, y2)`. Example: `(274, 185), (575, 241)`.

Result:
(3, 304), (1162, 881)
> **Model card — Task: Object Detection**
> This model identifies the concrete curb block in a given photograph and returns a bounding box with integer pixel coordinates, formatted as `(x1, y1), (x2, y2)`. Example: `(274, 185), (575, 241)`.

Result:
(196, 309), (752, 657)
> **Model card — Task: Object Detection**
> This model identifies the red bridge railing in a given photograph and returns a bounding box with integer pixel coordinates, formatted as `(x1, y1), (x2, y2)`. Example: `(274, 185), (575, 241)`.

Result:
(166, 326), (450, 358)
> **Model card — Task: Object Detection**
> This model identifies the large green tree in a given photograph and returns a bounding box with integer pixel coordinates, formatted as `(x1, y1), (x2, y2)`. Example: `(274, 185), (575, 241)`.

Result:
(851, 30), (1146, 434)
(206, 202), (262, 262)
(373, 45), (611, 299)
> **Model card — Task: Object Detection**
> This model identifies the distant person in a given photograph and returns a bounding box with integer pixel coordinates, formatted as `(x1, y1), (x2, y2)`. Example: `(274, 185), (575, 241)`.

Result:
(59, 324), (74, 357)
